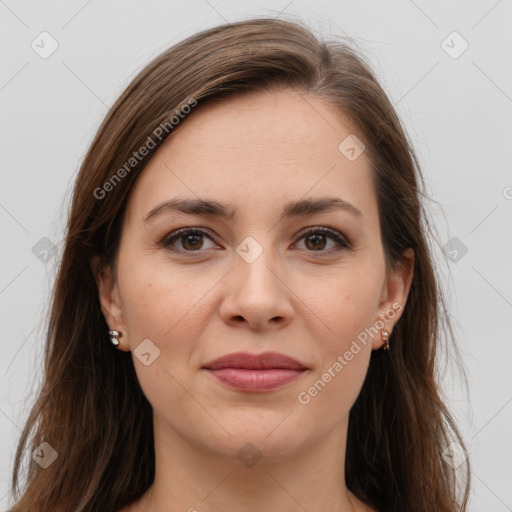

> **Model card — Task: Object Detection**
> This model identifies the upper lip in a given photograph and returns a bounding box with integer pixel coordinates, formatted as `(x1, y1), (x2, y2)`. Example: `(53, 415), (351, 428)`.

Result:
(202, 351), (308, 370)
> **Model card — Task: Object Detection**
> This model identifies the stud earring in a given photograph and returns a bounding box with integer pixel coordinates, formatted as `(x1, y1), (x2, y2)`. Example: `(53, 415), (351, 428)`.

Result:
(109, 330), (121, 346)
(381, 329), (390, 350)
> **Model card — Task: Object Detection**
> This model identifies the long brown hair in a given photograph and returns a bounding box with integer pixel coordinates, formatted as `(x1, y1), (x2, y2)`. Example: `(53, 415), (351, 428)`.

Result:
(8, 16), (470, 512)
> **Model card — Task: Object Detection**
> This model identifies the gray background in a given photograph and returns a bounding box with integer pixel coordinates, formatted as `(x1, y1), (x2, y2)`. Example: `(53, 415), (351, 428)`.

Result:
(1, 0), (511, 509)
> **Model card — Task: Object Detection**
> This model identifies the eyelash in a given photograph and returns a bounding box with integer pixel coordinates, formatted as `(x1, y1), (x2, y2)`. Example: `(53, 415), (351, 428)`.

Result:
(160, 226), (353, 257)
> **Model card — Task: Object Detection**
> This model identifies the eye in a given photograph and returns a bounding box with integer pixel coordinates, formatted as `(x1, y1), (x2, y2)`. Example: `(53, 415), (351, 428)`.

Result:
(161, 226), (353, 256)
(162, 228), (218, 253)
(293, 227), (352, 254)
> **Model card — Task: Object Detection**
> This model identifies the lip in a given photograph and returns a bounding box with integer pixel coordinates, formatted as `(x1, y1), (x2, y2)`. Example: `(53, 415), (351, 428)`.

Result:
(203, 351), (307, 371)
(202, 351), (308, 392)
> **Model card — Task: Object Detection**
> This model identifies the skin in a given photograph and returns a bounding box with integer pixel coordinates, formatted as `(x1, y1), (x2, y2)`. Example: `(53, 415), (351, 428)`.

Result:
(93, 88), (414, 512)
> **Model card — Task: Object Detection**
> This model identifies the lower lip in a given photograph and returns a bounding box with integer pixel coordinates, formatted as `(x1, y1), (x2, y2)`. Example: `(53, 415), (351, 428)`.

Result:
(205, 368), (305, 391)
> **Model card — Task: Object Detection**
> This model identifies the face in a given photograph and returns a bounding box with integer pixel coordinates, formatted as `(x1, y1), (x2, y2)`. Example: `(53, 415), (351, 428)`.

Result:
(95, 88), (413, 463)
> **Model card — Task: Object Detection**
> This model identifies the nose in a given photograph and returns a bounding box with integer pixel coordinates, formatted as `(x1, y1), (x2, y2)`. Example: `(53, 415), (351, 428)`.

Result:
(219, 248), (294, 331)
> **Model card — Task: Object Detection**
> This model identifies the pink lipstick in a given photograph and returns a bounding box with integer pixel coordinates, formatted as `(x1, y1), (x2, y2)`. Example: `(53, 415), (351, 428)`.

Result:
(202, 351), (308, 392)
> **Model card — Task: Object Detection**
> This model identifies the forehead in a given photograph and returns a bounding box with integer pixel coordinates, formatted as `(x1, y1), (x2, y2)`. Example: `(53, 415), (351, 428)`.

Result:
(165, 89), (362, 164)
(124, 89), (378, 232)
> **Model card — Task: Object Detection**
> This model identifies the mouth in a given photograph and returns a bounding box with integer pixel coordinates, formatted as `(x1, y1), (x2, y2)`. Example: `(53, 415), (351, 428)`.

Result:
(202, 351), (308, 392)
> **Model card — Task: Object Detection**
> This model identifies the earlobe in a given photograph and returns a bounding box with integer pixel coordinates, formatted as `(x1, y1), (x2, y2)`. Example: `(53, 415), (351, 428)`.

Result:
(90, 255), (127, 349)
(382, 248), (414, 316)
(373, 248), (415, 350)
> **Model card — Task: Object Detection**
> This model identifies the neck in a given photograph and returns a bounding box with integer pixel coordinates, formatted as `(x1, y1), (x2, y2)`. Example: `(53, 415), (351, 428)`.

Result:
(137, 414), (363, 512)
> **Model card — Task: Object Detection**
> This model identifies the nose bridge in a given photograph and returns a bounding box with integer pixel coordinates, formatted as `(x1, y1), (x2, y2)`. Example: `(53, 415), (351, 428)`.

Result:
(234, 233), (281, 297)
(221, 234), (293, 328)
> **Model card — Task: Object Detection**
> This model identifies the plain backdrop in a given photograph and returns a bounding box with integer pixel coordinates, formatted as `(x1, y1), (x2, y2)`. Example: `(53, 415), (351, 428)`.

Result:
(1, 0), (511, 510)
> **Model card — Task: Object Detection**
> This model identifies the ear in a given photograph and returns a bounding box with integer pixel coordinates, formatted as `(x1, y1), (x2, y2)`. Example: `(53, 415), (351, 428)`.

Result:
(90, 254), (130, 352)
(372, 247), (414, 350)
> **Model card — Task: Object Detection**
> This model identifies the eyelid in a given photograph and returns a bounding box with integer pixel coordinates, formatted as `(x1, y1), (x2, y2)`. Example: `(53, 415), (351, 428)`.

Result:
(160, 227), (220, 251)
(160, 225), (353, 254)
(293, 226), (352, 250)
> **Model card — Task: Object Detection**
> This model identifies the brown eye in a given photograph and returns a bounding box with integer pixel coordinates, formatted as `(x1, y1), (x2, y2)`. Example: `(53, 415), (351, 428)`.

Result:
(181, 233), (204, 251)
(163, 228), (217, 252)
(294, 227), (351, 254)
(304, 232), (328, 251)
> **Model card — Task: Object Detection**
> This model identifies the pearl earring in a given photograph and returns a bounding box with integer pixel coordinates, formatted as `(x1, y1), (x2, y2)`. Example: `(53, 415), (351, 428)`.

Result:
(109, 330), (121, 346)
(381, 329), (390, 350)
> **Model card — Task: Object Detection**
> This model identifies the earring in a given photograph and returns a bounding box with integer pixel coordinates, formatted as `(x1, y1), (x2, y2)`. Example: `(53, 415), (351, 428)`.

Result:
(381, 329), (390, 350)
(109, 330), (121, 346)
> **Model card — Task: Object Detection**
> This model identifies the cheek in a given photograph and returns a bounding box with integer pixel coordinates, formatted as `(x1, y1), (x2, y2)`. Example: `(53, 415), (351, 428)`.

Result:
(296, 270), (379, 409)
(116, 257), (209, 418)
(306, 265), (381, 345)
(118, 250), (210, 340)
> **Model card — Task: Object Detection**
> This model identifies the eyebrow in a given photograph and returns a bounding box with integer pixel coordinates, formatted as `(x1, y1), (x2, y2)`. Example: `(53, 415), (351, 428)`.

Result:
(144, 196), (363, 222)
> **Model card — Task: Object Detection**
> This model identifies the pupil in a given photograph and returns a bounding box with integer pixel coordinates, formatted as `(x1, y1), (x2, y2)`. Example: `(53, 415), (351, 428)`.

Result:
(306, 234), (326, 250)
(183, 234), (202, 250)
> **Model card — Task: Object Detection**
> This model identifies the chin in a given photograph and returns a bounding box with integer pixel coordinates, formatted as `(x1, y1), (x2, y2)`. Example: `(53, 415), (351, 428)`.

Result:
(205, 416), (308, 462)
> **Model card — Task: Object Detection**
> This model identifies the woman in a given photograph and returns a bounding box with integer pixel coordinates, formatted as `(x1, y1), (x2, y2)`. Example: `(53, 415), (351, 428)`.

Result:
(8, 16), (470, 512)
